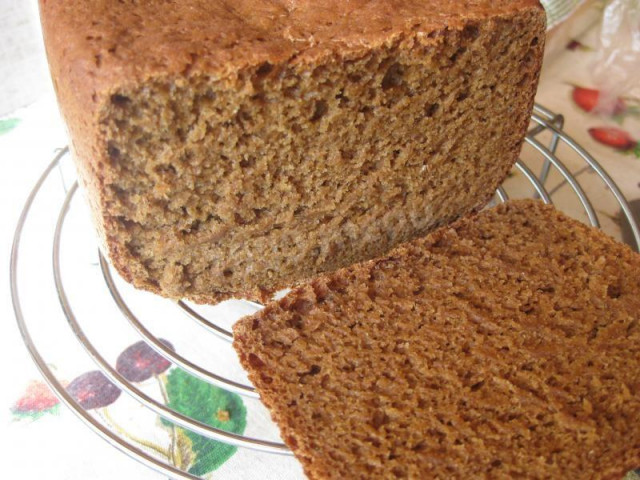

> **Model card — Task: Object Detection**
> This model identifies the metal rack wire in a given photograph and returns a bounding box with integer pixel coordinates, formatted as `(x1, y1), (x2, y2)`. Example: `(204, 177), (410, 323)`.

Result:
(11, 104), (640, 479)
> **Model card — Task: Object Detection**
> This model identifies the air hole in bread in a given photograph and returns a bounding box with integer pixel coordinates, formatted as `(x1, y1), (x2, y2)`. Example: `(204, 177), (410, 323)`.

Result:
(391, 466), (408, 478)
(450, 47), (467, 63)
(287, 314), (303, 329)
(292, 298), (314, 314)
(110, 94), (131, 106)
(154, 164), (177, 176)
(463, 24), (480, 41)
(340, 149), (354, 160)
(256, 62), (273, 76)
(470, 380), (485, 392)
(381, 62), (404, 90)
(456, 90), (470, 102)
(310, 100), (328, 122)
(607, 284), (621, 299)
(107, 141), (121, 162)
(239, 156), (255, 169)
(247, 353), (264, 368)
(425, 102), (440, 117)
(234, 212), (248, 225)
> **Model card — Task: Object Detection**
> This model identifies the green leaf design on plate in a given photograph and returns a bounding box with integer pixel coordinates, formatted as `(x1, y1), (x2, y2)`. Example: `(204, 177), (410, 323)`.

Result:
(0, 118), (20, 135)
(173, 428), (195, 471)
(164, 369), (247, 475)
(624, 470), (640, 480)
(11, 403), (60, 421)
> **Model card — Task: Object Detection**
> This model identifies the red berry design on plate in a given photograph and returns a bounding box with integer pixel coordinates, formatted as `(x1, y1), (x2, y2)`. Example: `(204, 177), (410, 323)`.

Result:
(566, 39), (591, 51)
(116, 339), (174, 382)
(12, 380), (60, 417)
(566, 39), (581, 51)
(572, 86), (626, 115)
(67, 371), (121, 410)
(588, 127), (638, 151)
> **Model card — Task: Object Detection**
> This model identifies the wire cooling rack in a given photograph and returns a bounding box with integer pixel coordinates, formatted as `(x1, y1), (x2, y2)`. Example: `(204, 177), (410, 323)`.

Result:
(11, 104), (640, 479)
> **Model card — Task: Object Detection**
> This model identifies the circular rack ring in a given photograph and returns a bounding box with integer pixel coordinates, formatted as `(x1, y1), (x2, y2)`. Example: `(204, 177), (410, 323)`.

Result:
(12, 105), (640, 479)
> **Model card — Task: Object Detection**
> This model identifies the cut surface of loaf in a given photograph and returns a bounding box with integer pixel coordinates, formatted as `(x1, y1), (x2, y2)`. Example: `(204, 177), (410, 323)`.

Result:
(234, 199), (640, 480)
(41, 0), (545, 303)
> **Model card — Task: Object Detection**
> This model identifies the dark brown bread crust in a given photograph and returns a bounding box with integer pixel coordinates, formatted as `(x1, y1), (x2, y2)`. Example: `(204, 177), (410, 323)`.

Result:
(234, 199), (640, 479)
(40, 1), (545, 304)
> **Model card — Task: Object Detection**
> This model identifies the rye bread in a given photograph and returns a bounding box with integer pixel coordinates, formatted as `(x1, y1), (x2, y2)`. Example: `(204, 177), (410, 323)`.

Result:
(40, 0), (545, 303)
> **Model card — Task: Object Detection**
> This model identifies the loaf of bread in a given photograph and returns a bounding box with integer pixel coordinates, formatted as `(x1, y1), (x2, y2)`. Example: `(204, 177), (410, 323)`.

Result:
(234, 199), (640, 479)
(40, 1), (545, 304)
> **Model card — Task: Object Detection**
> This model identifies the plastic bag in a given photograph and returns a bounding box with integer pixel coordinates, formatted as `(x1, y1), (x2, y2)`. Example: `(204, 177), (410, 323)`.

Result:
(592, 0), (640, 114)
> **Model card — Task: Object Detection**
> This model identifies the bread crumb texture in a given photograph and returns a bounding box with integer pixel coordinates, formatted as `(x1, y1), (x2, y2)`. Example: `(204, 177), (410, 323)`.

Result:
(41, 0), (545, 303)
(234, 200), (640, 480)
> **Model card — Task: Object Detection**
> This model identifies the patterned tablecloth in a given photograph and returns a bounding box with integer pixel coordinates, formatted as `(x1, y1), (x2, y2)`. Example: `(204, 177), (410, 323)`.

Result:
(1, 2), (639, 479)
(541, 0), (588, 28)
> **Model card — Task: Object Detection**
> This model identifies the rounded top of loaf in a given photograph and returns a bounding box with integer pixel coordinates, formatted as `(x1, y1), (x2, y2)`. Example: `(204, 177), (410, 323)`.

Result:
(41, 0), (543, 92)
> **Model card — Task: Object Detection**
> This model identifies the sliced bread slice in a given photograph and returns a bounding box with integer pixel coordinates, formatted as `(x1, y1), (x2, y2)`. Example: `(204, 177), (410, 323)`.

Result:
(234, 199), (640, 479)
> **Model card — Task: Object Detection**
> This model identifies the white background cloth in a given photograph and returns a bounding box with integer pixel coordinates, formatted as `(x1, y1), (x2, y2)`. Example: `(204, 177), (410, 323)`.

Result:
(1, 2), (639, 479)
(0, 0), (49, 116)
